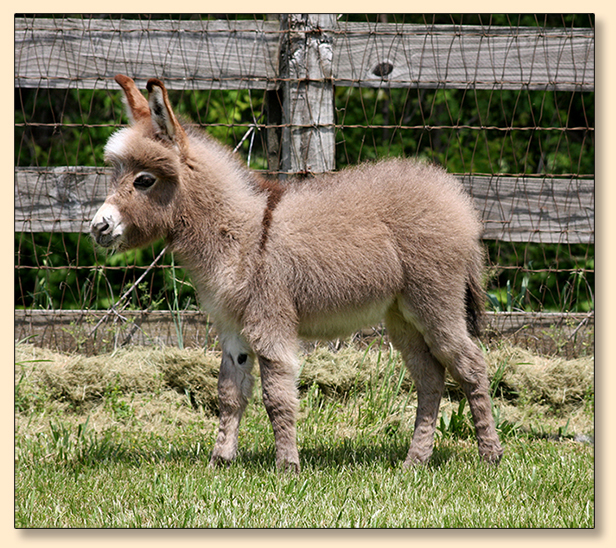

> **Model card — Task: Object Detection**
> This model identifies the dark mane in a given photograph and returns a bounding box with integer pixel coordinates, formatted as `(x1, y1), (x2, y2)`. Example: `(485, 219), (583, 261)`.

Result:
(254, 175), (286, 250)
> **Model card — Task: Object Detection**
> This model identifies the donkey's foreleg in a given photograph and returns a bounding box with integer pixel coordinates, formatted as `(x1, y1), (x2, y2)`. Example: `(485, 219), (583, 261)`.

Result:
(210, 333), (255, 467)
(258, 353), (300, 473)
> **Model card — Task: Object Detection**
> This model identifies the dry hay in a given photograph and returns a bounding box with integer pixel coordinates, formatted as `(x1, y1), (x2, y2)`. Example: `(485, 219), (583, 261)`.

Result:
(16, 342), (593, 438)
(485, 346), (594, 410)
(16, 343), (593, 410)
(299, 343), (413, 397)
(15, 345), (219, 412)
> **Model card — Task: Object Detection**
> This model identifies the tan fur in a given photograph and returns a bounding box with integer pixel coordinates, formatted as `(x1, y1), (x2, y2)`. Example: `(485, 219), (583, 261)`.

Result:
(91, 75), (503, 471)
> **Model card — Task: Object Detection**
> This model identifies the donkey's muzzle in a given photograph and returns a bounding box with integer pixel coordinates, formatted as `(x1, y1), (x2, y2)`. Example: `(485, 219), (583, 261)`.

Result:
(90, 203), (123, 247)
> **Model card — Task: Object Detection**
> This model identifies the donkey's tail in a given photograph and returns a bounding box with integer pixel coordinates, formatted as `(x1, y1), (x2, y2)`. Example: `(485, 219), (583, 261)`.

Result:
(465, 248), (486, 339)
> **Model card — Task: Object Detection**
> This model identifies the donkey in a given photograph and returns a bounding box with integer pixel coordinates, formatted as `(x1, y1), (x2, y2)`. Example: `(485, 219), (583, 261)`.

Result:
(91, 75), (503, 472)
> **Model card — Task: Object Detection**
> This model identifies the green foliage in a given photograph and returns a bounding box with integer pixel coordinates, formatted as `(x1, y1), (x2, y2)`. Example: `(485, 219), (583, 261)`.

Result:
(488, 276), (530, 313)
(15, 358), (52, 413)
(15, 233), (197, 312)
(485, 242), (594, 312)
(437, 398), (474, 440)
(335, 87), (594, 177)
(353, 342), (412, 434)
(104, 377), (135, 423)
(342, 14), (593, 27)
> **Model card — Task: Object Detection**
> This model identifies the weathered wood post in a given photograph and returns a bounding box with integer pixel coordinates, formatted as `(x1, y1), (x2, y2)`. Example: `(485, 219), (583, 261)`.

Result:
(272, 14), (336, 177)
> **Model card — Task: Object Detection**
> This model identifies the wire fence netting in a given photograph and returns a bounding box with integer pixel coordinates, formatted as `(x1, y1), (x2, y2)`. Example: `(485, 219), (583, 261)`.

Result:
(15, 14), (594, 356)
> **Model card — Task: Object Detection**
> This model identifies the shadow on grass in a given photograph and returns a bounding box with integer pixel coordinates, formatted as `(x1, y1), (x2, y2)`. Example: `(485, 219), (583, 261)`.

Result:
(236, 438), (460, 471)
(30, 425), (463, 473)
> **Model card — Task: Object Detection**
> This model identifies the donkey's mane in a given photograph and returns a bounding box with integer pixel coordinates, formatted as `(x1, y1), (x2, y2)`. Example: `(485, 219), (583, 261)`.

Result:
(182, 121), (288, 251)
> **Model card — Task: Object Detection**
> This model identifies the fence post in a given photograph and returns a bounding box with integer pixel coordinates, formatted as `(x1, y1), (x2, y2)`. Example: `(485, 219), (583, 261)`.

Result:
(276, 14), (336, 176)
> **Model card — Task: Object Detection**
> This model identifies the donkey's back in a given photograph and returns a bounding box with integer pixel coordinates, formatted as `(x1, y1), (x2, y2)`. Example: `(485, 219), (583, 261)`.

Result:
(261, 158), (484, 341)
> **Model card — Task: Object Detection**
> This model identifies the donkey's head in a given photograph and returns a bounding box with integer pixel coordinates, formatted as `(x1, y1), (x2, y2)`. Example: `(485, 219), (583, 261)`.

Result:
(91, 75), (189, 251)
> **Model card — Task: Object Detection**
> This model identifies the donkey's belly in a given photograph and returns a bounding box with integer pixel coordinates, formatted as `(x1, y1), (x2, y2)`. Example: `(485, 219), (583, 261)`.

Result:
(297, 298), (395, 341)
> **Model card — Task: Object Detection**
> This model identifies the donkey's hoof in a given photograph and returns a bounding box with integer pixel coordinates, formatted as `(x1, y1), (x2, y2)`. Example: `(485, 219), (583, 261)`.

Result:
(479, 446), (504, 465)
(402, 449), (432, 469)
(209, 454), (234, 468)
(402, 457), (430, 469)
(277, 458), (301, 474)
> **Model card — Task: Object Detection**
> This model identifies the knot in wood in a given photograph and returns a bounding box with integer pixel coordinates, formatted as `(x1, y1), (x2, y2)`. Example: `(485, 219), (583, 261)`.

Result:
(372, 61), (394, 78)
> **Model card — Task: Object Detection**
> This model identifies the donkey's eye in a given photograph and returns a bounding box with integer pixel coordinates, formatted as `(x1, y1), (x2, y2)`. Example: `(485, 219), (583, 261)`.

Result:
(134, 172), (157, 189)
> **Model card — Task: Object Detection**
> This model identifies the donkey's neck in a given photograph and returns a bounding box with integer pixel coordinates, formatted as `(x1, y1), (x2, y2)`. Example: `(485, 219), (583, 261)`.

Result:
(168, 135), (267, 282)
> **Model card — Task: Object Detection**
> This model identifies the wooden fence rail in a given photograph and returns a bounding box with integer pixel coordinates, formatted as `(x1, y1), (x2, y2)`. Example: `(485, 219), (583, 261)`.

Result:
(15, 17), (594, 91)
(15, 167), (594, 244)
(14, 309), (594, 358)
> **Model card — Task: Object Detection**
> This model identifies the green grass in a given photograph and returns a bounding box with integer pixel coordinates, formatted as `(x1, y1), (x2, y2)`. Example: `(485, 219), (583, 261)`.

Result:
(15, 342), (594, 528)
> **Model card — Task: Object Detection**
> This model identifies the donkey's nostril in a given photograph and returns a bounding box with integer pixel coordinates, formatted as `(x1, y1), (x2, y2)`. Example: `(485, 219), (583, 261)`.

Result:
(91, 218), (109, 236)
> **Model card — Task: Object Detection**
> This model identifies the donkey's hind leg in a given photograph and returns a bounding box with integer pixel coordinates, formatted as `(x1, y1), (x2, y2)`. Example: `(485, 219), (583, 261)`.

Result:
(210, 332), (255, 467)
(427, 329), (503, 464)
(385, 307), (445, 466)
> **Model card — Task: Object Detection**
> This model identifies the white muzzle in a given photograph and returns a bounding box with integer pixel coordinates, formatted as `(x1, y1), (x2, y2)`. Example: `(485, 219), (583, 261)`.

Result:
(90, 203), (124, 248)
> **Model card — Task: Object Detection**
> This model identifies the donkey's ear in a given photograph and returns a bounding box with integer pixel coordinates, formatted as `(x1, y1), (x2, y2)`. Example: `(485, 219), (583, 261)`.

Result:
(146, 78), (187, 148)
(114, 74), (150, 124)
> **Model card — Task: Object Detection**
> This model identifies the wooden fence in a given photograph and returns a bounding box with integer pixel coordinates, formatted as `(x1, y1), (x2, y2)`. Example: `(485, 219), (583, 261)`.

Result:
(14, 15), (595, 355)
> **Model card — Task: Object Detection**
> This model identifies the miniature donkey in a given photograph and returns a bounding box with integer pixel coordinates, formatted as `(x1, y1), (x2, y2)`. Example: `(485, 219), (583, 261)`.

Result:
(91, 75), (503, 472)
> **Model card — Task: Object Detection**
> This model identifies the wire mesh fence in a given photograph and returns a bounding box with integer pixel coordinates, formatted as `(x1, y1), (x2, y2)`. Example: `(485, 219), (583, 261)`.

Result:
(15, 13), (594, 356)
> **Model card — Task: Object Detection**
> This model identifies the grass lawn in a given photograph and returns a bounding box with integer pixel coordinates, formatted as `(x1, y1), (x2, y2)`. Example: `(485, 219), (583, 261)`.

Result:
(15, 342), (594, 528)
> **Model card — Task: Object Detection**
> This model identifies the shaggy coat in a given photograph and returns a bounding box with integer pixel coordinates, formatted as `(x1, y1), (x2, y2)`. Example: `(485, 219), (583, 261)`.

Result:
(91, 75), (503, 471)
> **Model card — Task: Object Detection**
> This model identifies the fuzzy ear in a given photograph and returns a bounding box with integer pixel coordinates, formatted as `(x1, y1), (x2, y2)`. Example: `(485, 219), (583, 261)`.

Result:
(146, 78), (187, 148)
(114, 74), (150, 124)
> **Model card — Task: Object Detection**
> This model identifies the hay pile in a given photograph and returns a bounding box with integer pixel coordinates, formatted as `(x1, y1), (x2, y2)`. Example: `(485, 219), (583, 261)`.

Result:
(15, 345), (220, 413)
(299, 344), (413, 396)
(16, 342), (593, 435)
(485, 346), (594, 410)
